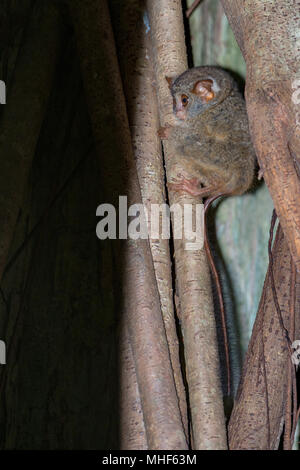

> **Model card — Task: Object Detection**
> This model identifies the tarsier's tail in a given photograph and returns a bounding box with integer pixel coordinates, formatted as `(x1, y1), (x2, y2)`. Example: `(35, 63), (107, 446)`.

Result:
(204, 195), (231, 398)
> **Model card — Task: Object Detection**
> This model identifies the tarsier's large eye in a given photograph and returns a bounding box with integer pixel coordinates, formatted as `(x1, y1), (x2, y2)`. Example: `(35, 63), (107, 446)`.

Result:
(181, 94), (189, 107)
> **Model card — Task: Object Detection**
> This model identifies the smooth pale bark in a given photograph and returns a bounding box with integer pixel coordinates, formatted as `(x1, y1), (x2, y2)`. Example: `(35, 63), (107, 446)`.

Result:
(147, 0), (227, 450)
(110, 0), (188, 442)
(228, 225), (300, 449)
(221, 0), (300, 273)
(69, 0), (187, 450)
(119, 325), (147, 450)
(0, 1), (61, 284)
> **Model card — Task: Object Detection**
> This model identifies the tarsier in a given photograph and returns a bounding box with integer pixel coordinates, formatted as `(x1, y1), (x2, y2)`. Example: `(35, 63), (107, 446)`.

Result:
(158, 66), (256, 396)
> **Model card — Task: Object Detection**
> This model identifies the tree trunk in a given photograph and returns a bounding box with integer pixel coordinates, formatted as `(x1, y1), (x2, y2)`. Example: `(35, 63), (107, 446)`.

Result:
(221, 0), (300, 273)
(228, 225), (300, 449)
(148, 0), (227, 450)
(69, 0), (187, 450)
(110, 0), (188, 443)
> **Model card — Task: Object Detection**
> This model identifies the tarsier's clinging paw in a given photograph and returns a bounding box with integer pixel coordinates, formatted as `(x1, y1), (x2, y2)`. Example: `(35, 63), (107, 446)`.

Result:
(157, 124), (171, 140)
(168, 176), (202, 196)
(168, 175), (223, 199)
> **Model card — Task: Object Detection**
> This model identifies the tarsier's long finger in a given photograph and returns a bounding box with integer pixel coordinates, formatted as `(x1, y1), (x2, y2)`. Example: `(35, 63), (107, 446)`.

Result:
(168, 177), (201, 196)
(169, 178), (221, 198)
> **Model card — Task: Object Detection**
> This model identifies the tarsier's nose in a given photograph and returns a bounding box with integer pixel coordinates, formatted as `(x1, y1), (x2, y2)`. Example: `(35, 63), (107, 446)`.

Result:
(176, 110), (186, 120)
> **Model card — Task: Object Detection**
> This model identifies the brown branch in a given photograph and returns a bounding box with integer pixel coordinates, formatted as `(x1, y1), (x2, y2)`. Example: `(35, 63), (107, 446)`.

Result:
(119, 325), (147, 450)
(268, 212), (292, 349)
(0, 1), (62, 283)
(283, 254), (297, 449)
(289, 257), (297, 446)
(268, 214), (298, 449)
(68, 0), (187, 450)
(147, 0), (227, 450)
(110, 0), (188, 440)
(228, 225), (300, 449)
(186, 0), (204, 19)
(221, 0), (300, 272)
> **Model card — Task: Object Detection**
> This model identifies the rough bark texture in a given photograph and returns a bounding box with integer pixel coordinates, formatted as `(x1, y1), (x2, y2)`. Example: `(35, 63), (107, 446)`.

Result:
(147, 0), (227, 449)
(110, 0), (188, 441)
(228, 225), (300, 449)
(69, 0), (187, 450)
(0, 0), (61, 283)
(221, 0), (300, 273)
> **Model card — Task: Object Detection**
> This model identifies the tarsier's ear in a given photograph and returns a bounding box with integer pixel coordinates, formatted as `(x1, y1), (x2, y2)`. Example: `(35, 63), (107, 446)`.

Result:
(192, 79), (215, 102)
(165, 76), (174, 89)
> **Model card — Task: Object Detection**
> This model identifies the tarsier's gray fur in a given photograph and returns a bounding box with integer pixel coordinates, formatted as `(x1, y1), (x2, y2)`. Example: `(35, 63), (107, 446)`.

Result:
(168, 66), (256, 196)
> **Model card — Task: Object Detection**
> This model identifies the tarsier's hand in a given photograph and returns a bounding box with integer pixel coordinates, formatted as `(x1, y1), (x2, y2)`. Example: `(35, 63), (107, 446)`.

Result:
(157, 124), (171, 140)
